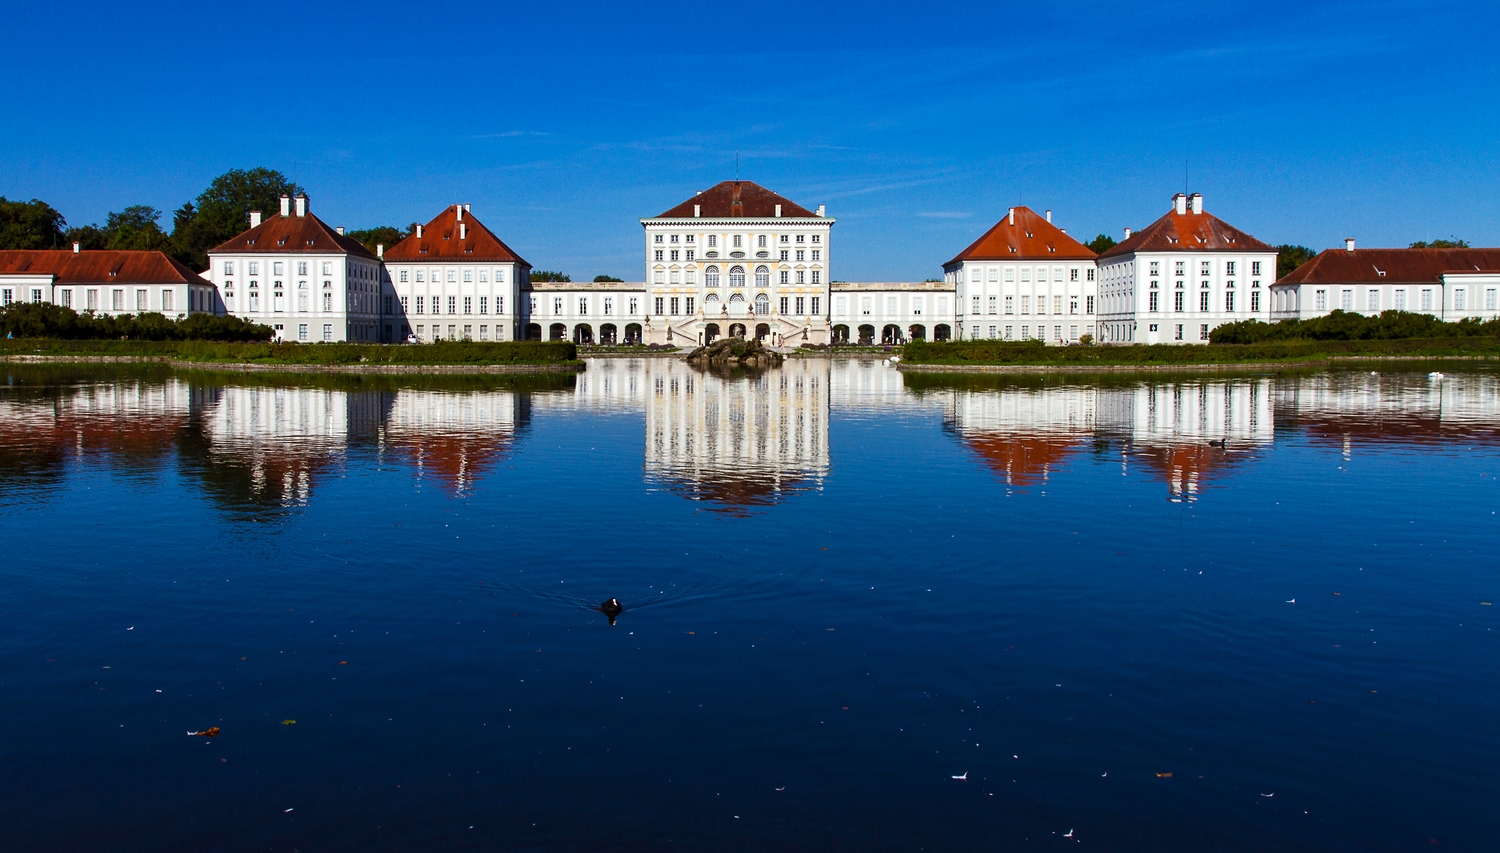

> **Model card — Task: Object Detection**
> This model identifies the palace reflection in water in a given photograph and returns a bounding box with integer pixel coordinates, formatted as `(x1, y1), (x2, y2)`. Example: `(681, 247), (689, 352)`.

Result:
(4, 362), (1500, 513)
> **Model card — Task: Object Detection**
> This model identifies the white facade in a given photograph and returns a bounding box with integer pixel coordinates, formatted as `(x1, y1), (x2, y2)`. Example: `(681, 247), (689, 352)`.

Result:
(947, 260), (1097, 343)
(205, 196), (383, 343)
(828, 282), (957, 344)
(1270, 243), (1500, 322)
(0, 248), (217, 318)
(1097, 193), (1277, 344)
(527, 281), (648, 344)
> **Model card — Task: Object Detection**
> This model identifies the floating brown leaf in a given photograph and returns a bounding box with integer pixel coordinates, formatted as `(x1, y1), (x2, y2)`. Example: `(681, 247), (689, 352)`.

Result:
(187, 727), (220, 738)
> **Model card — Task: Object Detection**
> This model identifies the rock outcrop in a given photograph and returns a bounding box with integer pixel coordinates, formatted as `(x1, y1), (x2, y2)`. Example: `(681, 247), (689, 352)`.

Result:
(683, 336), (784, 370)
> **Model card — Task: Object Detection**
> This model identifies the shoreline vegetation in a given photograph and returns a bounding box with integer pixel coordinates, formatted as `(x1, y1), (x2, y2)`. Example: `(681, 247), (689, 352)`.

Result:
(898, 337), (1500, 372)
(0, 339), (581, 372)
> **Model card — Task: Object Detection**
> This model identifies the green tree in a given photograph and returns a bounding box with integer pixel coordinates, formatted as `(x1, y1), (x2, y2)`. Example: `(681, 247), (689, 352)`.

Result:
(1087, 234), (1117, 255)
(593, 275), (624, 282)
(531, 270), (570, 282)
(0, 197), (68, 249)
(1276, 244), (1316, 279)
(170, 168), (305, 270)
(1410, 238), (1469, 248)
(347, 225), (410, 254)
(64, 223), (109, 251)
(103, 206), (173, 251)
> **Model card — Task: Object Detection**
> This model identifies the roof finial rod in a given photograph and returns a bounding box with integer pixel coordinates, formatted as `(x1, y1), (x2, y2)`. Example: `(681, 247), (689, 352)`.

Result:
(736, 147), (739, 181)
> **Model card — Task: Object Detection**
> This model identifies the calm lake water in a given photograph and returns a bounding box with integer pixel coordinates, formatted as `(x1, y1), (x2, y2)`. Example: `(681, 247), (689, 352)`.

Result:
(2, 358), (1497, 852)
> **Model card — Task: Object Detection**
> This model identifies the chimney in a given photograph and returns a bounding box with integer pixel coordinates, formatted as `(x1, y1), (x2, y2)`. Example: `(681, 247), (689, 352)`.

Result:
(1124, 227), (1132, 239)
(817, 204), (825, 217)
(279, 195), (291, 217)
(456, 204), (463, 222)
(377, 244), (384, 259)
(336, 226), (345, 235)
(416, 224), (423, 238)
(1190, 193), (1203, 214)
(1344, 238), (1356, 252)
(295, 194), (307, 217)
(249, 210), (262, 228)
(1008, 208), (1015, 225)
(463, 203), (470, 213)
(775, 204), (782, 218)
(72, 242), (80, 254)
(460, 223), (467, 240)
(1173, 193), (1187, 215)
(1045, 209), (1052, 223)
(694, 204), (700, 218)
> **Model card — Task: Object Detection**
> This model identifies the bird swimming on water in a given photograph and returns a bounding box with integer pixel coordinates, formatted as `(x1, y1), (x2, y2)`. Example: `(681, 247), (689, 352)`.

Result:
(597, 597), (624, 626)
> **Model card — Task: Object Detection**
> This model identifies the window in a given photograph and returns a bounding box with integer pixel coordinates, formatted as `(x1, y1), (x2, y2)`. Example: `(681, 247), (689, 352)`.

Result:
(1226, 261), (1236, 276)
(781, 297), (790, 314)
(811, 271), (820, 284)
(463, 325), (472, 340)
(1021, 295), (1030, 314)
(297, 261), (308, 276)
(1174, 291), (1185, 312)
(811, 297), (820, 314)
(322, 262), (332, 276)
(756, 266), (769, 287)
(1019, 325), (1028, 340)
(1200, 261), (1211, 277)
(795, 270), (805, 285)
(987, 295), (997, 314)
(1455, 288), (1467, 311)
(670, 250), (679, 261)
(273, 262), (284, 275)
(779, 270), (789, 284)
(1317, 289), (1328, 311)
(1004, 296), (1014, 314)
(971, 296), (980, 315)
(911, 297), (922, 316)
(988, 326), (996, 338)
(730, 267), (745, 287)
(1250, 291), (1260, 312)
(1004, 325), (1013, 340)
(248, 262), (259, 276)
(796, 235), (805, 244)
(1225, 291), (1235, 312)
(654, 234), (663, 243)
(733, 235), (742, 248)
(1200, 324), (1210, 340)
(1367, 289), (1379, 312)
(1341, 289), (1353, 310)
(298, 323), (308, 341)
(399, 269), (408, 283)
(1149, 292), (1159, 311)
(706, 266), (720, 288)
(755, 293), (769, 314)
(415, 296), (424, 314)
(323, 293), (331, 311)
(654, 297), (664, 314)
(1087, 268), (1095, 282)
(812, 235), (820, 243)
(416, 270), (425, 282)
(135, 289), (147, 310)
(757, 235), (766, 248)
(479, 296), (487, 314)
(479, 271), (488, 283)
(479, 325), (488, 341)
(553, 297), (563, 314)
(323, 324), (333, 341)
(1054, 296), (1063, 314)
(628, 297), (637, 314)
(1070, 297), (1078, 314)
(1175, 324), (1184, 341)
(1393, 289), (1406, 310)
(796, 297), (805, 314)
(603, 297), (613, 316)
(1086, 295), (1094, 314)
(1420, 289), (1433, 311)
(669, 234), (678, 243)
(686, 250), (694, 261)
(707, 235), (717, 248)
(87, 289), (98, 310)
(862, 297), (873, 315)
(654, 250), (663, 261)
(1199, 291), (1210, 312)
(1251, 261), (1262, 276)
(796, 250), (805, 262)
(465, 297), (473, 314)
(1070, 268), (1079, 282)
(1175, 261), (1185, 276)
(60, 289), (72, 308)
(1488, 289), (1498, 310)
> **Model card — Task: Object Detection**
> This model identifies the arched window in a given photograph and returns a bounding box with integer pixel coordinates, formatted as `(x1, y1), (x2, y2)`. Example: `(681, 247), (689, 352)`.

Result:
(704, 292), (720, 306)
(705, 266), (720, 288)
(729, 266), (746, 288)
(755, 266), (769, 288)
(755, 293), (770, 315)
(729, 292), (745, 303)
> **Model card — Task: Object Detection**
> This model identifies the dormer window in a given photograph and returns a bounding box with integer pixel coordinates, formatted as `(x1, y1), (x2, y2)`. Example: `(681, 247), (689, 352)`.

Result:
(278, 238), (288, 246)
(1025, 231), (1033, 238)
(1047, 246), (1056, 253)
(1375, 267), (1386, 277)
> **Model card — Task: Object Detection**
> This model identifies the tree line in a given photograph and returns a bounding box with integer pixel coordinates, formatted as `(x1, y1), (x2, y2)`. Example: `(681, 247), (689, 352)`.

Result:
(0, 168), (414, 271)
(1211, 309), (1500, 344)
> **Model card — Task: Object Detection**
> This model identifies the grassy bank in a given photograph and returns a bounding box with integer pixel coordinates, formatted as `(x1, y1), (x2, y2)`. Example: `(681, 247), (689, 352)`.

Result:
(900, 337), (1500, 367)
(0, 339), (580, 367)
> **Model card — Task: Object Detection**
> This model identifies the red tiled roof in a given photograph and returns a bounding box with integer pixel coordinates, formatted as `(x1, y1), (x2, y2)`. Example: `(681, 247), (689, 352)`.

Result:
(655, 181), (818, 219)
(1098, 207), (1273, 259)
(208, 211), (377, 259)
(945, 206), (1096, 266)
(1275, 247), (1500, 286)
(382, 205), (529, 265)
(0, 250), (210, 285)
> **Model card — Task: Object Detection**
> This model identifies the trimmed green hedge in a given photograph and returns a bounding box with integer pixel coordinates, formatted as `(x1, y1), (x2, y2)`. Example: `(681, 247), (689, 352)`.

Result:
(0, 339), (579, 365)
(901, 337), (1500, 366)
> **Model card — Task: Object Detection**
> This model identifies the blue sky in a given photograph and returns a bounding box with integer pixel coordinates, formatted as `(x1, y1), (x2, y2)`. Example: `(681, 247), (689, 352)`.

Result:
(4, 1), (1497, 280)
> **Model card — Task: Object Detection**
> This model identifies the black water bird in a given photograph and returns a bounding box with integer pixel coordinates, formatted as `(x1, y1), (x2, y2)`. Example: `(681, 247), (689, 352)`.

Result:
(597, 597), (624, 626)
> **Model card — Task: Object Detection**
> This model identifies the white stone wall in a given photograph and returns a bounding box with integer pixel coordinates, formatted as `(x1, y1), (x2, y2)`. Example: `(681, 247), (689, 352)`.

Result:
(3, 274), (216, 319)
(386, 259), (526, 342)
(948, 259), (1098, 343)
(639, 215), (834, 344)
(829, 285), (957, 343)
(207, 252), (382, 342)
(1098, 251), (1276, 344)
(1272, 273), (1500, 322)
